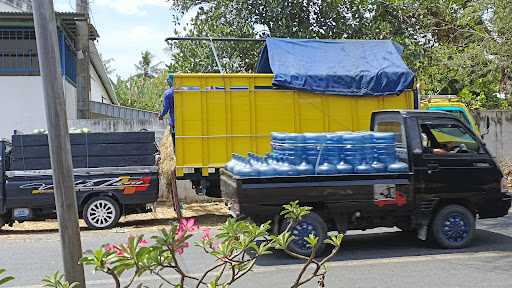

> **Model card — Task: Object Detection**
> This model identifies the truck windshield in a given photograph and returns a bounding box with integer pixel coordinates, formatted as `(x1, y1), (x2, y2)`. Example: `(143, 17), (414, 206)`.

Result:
(420, 123), (480, 154)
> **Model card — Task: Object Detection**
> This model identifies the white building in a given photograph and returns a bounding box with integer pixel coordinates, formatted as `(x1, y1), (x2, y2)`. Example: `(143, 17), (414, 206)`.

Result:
(0, 0), (119, 138)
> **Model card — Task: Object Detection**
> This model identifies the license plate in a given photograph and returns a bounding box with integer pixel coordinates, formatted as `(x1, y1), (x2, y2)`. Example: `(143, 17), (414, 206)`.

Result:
(13, 208), (31, 219)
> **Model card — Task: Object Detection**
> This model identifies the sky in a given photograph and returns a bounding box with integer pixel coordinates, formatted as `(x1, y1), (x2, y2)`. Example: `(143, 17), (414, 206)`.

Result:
(55, 0), (175, 79)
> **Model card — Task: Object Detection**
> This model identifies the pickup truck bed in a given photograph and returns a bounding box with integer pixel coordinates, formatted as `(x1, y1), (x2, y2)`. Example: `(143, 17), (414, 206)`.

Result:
(221, 170), (414, 228)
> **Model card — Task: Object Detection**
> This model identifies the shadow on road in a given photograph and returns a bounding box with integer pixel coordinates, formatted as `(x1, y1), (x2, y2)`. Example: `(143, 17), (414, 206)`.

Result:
(256, 228), (512, 266)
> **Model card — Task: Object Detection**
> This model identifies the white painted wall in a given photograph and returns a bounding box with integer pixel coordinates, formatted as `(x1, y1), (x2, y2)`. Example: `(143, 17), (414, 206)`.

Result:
(0, 76), (78, 139)
(90, 66), (111, 104)
(63, 79), (77, 120)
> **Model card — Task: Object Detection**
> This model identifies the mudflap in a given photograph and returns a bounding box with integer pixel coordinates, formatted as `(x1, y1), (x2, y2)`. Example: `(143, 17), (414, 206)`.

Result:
(416, 220), (429, 241)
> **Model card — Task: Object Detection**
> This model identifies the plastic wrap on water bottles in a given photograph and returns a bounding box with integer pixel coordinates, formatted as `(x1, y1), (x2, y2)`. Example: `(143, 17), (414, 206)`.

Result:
(228, 130), (408, 177)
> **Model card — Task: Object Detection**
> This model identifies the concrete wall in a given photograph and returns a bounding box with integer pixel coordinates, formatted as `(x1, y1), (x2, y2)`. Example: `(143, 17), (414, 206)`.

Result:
(0, 76), (78, 139)
(474, 110), (512, 163)
(69, 118), (168, 142)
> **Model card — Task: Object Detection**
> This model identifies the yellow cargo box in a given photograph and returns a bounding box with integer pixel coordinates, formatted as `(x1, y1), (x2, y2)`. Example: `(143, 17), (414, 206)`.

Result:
(174, 74), (415, 177)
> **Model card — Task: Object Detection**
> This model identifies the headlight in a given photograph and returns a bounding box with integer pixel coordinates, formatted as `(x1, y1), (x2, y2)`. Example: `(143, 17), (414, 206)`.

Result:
(501, 177), (509, 192)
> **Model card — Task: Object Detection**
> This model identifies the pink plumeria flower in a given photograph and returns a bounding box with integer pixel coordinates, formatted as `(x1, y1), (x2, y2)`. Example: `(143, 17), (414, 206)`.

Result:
(176, 241), (190, 255)
(138, 239), (149, 247)
(178, 218), (199, 233)
(104, 243), (117, 253)
(104, 243), (126, 257)
(201, 228), (211, 241)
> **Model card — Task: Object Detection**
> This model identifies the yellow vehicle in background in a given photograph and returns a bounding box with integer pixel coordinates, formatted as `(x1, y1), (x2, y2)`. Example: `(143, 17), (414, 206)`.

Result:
(173, 73), (416, 196)
(421, 95), (480, 135)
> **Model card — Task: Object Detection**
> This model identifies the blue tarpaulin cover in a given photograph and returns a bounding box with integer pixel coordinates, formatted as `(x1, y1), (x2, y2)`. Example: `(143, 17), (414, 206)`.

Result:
(255, 38), (415, 96)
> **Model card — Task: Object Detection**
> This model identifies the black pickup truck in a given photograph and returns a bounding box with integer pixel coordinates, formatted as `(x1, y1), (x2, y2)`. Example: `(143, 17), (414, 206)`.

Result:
(221, 110), (511, 256)
(0, 131), (159, 230)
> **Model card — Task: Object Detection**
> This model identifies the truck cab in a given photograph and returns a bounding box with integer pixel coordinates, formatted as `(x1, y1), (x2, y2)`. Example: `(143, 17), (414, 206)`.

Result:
(221, 110), (511, 256)
(372, 110), (509, 219)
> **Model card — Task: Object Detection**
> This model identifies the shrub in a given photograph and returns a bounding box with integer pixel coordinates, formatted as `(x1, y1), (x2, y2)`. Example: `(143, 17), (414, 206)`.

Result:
(78, 201), (344, 288)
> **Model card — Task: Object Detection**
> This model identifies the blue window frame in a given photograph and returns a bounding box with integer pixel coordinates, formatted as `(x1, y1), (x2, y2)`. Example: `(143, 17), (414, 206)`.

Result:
(58, 30), (77, 86)
(0, 27), (77, 85)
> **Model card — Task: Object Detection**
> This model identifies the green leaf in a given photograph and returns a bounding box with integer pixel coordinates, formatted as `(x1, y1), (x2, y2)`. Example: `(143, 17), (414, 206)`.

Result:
(0, 276), (14, 286)
(304, 234), (319, 248)
(41, 272), (79, 288)
(0, 268), (14, 286)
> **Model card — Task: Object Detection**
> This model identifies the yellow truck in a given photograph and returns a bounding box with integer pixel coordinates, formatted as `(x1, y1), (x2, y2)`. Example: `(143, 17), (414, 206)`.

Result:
(421, 95), (480, 135)
(170, 38), (480, 197)
(173, 73), (416, 196)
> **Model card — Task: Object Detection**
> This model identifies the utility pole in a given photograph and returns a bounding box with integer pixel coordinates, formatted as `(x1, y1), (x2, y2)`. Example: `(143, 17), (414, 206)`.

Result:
(76, 0), (90, 119)
(32, 1), (86, 287)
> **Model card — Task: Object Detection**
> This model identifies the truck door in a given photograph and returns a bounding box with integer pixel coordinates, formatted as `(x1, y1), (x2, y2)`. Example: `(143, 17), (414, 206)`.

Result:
(416, 118), (499, 199)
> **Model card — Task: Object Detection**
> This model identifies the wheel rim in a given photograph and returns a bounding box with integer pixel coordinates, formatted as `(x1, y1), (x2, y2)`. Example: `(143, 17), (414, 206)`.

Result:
(441, 212), (470, 244)
(291, 220), (318, 252)
(87, 200), (116, 228)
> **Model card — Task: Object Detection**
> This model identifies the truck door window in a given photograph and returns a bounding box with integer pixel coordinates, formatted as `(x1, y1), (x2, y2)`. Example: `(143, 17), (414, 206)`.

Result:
(375, 120), (408, 161)
(420, 123), (480, 155)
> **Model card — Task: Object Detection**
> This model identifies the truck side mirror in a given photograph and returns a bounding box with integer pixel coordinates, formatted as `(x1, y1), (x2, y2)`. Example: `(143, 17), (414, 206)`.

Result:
(481, 116), (491, 139)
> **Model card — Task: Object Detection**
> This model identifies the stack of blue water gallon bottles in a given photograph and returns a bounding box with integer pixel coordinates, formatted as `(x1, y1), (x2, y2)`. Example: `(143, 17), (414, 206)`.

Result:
(225, 132), (409, 177)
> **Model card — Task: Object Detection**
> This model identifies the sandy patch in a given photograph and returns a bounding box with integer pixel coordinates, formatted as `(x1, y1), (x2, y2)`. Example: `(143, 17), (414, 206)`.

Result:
(0, 202), (229, 236)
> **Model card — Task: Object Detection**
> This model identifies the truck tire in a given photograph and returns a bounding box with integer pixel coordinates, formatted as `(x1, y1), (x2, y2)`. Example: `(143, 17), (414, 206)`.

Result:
(431, 205), (475, 249)
(281, 212), (328, 257)
(83, 196), (121, 230)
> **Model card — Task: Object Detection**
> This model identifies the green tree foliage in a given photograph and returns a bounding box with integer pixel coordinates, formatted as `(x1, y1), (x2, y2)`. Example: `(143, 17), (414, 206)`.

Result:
(135, 51), (163, 78)
(114, 72), (168, 112)
(113, 50), (168, 113)
(167, 0), (512, 109)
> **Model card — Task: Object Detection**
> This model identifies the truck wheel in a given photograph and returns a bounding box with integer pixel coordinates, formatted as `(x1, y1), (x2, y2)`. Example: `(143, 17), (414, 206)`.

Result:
(83, 196), (121, 230)
(431, 205), (475, 249)
(281, 212), (328, 257)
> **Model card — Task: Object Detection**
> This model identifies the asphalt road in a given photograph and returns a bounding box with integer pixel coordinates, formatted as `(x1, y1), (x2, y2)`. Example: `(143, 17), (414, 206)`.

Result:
(2, 214), (512, 288)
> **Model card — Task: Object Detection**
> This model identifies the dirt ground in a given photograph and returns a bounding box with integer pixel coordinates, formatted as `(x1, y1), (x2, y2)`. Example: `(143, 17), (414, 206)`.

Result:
(0, 202), (229, 235)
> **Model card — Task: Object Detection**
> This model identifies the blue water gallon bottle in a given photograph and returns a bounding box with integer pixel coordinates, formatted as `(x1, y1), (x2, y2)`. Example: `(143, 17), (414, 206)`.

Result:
(336, 160), (354, 174)
(296, 160), (315, 175)
(387, 161), (409, 173)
